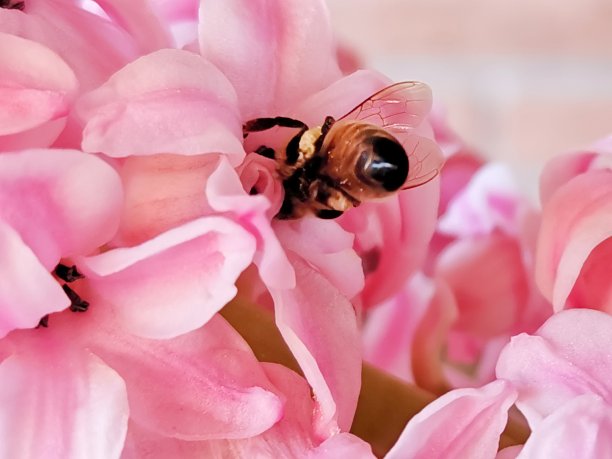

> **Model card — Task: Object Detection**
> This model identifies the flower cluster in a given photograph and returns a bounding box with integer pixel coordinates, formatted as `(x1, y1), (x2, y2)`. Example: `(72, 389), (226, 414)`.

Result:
(2, 1), (612, 458)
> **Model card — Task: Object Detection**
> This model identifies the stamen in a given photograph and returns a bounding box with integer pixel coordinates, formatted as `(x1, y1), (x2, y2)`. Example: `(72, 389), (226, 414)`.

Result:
(61, 284), (90, 312)
(54, 264), (85, 283)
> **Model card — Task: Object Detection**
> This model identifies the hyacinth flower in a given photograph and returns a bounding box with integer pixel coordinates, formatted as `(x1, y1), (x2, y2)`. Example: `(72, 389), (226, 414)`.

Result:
(536, 136), (612, 313)
(3, 0), (612, 458)
(0, 0), (438, 455)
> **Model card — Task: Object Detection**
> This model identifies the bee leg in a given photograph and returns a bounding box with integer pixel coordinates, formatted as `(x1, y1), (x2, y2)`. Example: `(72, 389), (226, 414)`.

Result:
(243, 117), (308, 138)
(254, 145), (276, 159)
(315, 209), (344, 219)
(321, 116), (335, 137)
(312, 116), (336, 155)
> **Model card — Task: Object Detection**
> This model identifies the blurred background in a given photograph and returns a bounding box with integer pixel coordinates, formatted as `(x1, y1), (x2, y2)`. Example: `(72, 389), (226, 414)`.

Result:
(327, 0), (612, 201)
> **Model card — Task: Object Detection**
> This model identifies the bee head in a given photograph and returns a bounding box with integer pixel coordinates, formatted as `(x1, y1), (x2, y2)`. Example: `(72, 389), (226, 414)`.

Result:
(355, 135), (409, 192)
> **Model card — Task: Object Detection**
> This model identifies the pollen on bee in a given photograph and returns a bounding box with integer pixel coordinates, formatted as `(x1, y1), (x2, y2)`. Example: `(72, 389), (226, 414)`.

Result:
(298, 126), (323, 159)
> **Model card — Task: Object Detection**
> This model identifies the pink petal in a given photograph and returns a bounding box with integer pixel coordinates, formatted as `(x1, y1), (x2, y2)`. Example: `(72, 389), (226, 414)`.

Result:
(0, 149), (122, 269)
(308, 433), (375, 458)
(114, 154), (218, 246)
(79, 49), (243, 161)
(237, 153), (284, 219)
(517, 395), (612, 459)
(411, 277), (458, 392)
(535, 171), (612, 311)
(2, 0), (138, 90)
(362, 273), (436, 383)
(386, 380), (517, 459)
(340, 176), (440, 308)
(274, 218), (364, 300)
(0, 222), (69, 338)
(80, 216), (256, 338)
(496, 446), (523, 459)
(566, 237), (612, 312)
(91, 0), (172, 53)
(122, 363), (373, 457)
(0, 348), (128, 459)
(0, 33), (76, 144)
(87, 312), (283, 440)
(438, 152), (484, 216)
(539, 151), (596, 207)
(439, 163), (526, 239)
(496, 309), (612, 427)
(199, 0), (341, 118)
(289, 69), (391, 127)
(436, 234), (528, 338)
(270, 253), (361, 436)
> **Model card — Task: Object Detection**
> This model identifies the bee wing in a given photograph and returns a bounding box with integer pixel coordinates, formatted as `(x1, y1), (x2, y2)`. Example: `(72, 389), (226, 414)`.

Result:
(339, 81), (444, 189)
(338, 81), (433, 130)
(395, 134), (443, 189)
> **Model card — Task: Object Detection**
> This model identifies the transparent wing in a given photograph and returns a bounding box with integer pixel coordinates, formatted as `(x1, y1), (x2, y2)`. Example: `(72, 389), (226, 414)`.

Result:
(339, 81), (444, 189)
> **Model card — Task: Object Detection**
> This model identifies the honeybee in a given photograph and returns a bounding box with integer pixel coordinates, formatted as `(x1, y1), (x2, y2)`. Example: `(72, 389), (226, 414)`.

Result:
(243, 82), (444, 219)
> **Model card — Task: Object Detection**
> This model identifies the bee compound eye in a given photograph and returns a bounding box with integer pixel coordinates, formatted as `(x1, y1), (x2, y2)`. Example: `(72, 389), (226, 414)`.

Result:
(357, 136), (409, 191)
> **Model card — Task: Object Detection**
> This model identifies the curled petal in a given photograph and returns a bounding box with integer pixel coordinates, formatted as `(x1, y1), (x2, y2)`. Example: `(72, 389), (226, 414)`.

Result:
(0, 33), (76, 144)
(80, 216), (256, 338)
(271, 254), (361, 436)
(0, 149), (122, 269)
(274, 218), (364, 300)
(206, 157), (295, 290)
(199, 0), (341, 118)
(80, 49), (243, 161)
(496, 309), (612, 427)
(0, 222), (69, 338)
(0, 349), (129, 459)
(237, 153), (283, 219)
(386, 380), (516, 459)
(517, 395), (612, 459)
(535, 171), (612, 311)
(87, 313), (283, 441)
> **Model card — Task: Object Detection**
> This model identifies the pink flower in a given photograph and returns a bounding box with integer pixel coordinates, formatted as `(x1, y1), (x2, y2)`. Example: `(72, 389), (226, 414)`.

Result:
(122, 362), (373, 458)
(0, 149), (121, 336)
(387, 380), (517, 459)
(363, 161), (550, 391)
(0, 306), (289, 456)
(70, 0), (444, 442)
(198, 0), (342, 119)
(78, 49), (244, 161)
(536, 136), (612, 312)
(496, 308), (612, 457)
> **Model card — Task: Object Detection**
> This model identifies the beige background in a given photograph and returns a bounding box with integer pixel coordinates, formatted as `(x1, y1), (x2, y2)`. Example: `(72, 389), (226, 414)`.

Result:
(328, 0), (612, 200)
